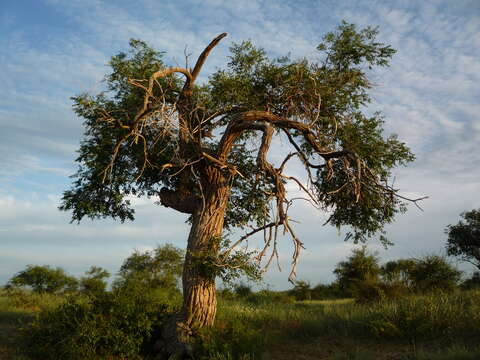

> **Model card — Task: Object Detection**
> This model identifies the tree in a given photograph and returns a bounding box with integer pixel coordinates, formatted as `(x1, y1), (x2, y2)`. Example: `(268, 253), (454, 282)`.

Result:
(60, 22), (420, 356)
(290, 279), (312, 301)
(445, 209), (480, 270)
(7, 265), (78, 294)
(409, 255), (461, 293)
(115, 243), (184, 291)
(381, 258), (416, 287)
(333, 246), (382, 299)
(79, 266), (110, 296)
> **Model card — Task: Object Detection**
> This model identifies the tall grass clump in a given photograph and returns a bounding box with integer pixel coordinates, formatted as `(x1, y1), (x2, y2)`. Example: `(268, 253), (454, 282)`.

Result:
(364, 290), (480, 343)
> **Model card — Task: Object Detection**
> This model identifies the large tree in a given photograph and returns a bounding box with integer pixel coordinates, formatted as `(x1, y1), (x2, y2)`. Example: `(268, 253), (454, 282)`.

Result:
(60, 22), (420, 357)
(446, 209), (480, 270)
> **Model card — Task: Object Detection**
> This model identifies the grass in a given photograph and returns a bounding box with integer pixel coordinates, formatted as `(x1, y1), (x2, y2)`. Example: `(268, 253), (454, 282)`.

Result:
(202, 291), (480, 359)
(1, 289), (479, 359)
(0, 289), (66, 359)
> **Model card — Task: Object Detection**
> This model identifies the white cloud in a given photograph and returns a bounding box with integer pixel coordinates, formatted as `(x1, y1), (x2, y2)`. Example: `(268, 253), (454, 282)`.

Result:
(1, 0), (479, 289)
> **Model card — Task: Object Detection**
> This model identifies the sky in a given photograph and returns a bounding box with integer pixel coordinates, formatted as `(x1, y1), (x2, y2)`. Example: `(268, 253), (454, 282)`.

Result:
(0, 0), (479, 290)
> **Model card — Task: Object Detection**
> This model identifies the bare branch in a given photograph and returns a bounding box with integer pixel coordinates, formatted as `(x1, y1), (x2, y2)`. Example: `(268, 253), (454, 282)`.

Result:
(190, 33), (228, 84)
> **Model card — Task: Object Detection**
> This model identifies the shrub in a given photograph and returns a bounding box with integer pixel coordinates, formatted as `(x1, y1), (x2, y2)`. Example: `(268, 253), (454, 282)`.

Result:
(246, 290), (295, 305)
(334, 247), (382, 302)
(21, 280), (174, 359)
(410, 255), (461, 293)
(218, 287), (236, 300)
(352, 279), (385, 303)
(311, 282), (343, 300)
(290, 280), (312, 301)
(234, 283), (253, 298)
(79, 266), (110, 297)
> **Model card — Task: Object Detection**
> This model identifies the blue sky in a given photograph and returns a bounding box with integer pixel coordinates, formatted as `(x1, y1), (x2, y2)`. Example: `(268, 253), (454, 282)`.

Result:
(1, 0), (479, 289)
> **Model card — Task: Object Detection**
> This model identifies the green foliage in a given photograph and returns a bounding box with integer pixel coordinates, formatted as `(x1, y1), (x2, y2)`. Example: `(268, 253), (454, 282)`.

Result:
(233, 283), (253, 298)
(115, 243), (184, 291)
(381, 259), (416, 287)
(462, 272), (480, 290)
(246, 290), (295, 305)
(290, 280), (312, 301)
(311, 282), (343, 300)
(21, 280), (175, 360)
(365, 291), (480, 343)
(334, 246), (382, 300)
(2, 288), (66, 312)
(60, 39), (181, 223)
(188, 237), (262, 284)
(7, 265), (78, 294)
(79, 266), (110, 296)
(196, 319), (266, 360)
(446, 209), (480, 270)
(409, 255), (461, 293)
(204, 290), (480, 359)
(61, 22), (414, 249)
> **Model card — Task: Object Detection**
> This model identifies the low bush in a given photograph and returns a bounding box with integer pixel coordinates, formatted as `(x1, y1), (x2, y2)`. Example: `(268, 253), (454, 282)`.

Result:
(246, 290), (295, 305)
(20, 280), (177, 360)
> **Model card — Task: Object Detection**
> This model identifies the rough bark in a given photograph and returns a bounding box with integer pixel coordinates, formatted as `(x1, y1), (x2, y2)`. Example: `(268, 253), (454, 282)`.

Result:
(153, 166), (230, 359)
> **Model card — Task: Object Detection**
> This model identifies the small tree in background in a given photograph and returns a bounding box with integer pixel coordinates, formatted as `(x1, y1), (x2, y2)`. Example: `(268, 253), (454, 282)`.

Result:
(334, 246), (382, 301)
(7, 265), (78, 294)
(233, 283), (252, 298)
(445, 209), (480, 271)
(291, 280), (312, 301)
(79, 266), (110, 296)
(381, 259), (416, 286)
(409, 255), (461, 293)
(115, 243), (184, 292)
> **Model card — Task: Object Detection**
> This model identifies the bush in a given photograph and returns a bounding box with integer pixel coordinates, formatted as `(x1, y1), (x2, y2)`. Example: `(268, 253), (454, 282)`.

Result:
(21, 280), (175, 359)
(234, 283), (253, 298)
(311, 283), (343, 300)
(290, 280), (312, 301)
(79, 266), (110, 297)
(333, 247), (384, 302)
(352, 279), (385, 304)
(410, 255), (461, 293)
(246, 290), (295, 305)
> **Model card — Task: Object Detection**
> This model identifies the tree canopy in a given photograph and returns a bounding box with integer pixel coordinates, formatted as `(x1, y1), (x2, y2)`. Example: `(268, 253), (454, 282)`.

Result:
(116, 243), (184, 290)
(79, 266), (110, 295)
(334, 246), (381, 297)
(60, 22), (419, 281)
(446, 208), (480, 270)
(7, 265), (78, 294)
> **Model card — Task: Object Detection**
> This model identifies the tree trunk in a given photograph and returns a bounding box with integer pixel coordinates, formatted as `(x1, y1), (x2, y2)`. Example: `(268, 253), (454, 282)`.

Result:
(153, 167), (229, 359)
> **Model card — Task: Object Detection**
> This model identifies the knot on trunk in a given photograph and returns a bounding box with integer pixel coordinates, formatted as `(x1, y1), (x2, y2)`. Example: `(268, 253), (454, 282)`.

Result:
(159, 188), (200, 214)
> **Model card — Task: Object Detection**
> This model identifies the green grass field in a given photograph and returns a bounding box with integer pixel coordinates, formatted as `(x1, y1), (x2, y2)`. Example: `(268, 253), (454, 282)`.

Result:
(1, 289), (479, 359)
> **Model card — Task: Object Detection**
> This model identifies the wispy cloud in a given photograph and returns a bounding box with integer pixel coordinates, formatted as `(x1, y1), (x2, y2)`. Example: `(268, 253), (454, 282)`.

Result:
(0, 0), (479, 288)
